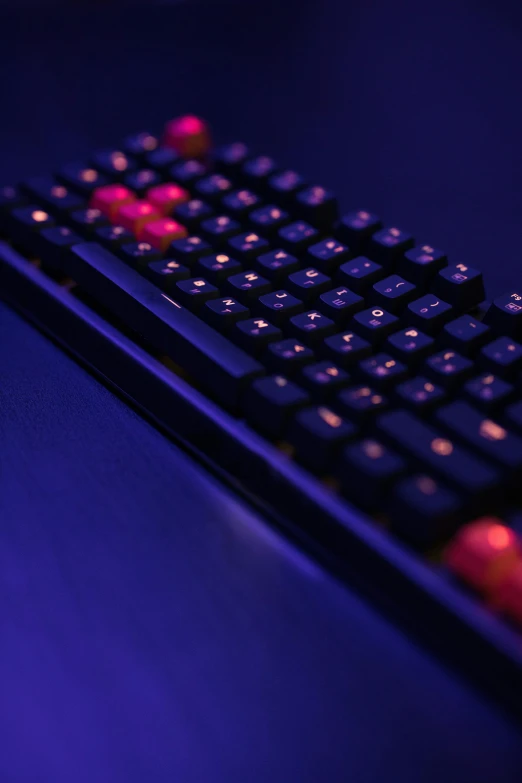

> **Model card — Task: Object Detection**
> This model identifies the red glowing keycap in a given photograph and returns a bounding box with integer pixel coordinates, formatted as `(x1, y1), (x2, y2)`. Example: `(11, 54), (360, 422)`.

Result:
(495, 562), (522, 626)
(146, 182), (190, 215)
(139, 218), (188, 251)
(116, 200), (161, 236)
(163, 115), (212, 158)
(90, 184), (136, 220)
(444, 517), (520, 594)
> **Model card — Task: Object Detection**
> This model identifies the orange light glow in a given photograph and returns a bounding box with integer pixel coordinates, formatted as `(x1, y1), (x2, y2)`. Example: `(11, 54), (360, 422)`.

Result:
(431, 438), (453, 456)
(487, 525), (513, 550)
(31, 210), (48, 222)
(318, 407), (342, 428)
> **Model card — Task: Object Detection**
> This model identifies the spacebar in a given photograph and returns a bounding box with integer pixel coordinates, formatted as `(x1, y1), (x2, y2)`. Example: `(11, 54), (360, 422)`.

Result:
(66, 242), (264, 408)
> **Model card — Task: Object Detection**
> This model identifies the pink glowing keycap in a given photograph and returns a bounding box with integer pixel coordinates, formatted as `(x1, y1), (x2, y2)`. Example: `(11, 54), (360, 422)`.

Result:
(90, 184), (136, 220)
(115, 200), (161, 236)
(163, 115), (212, 158)
(146, 182), (190, 215)
(139, 218), (188, 251)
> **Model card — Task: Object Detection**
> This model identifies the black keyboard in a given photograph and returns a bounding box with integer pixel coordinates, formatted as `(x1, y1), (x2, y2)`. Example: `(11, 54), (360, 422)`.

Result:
(2, 116), (522, 717)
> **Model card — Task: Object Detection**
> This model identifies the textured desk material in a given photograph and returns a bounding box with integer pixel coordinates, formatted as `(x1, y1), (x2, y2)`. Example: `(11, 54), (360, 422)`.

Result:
(1, 1), (522, 780)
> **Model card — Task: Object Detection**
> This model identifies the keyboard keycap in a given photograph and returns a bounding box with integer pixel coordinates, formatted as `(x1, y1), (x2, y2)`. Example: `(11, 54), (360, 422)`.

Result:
(175, 277), (219, 310)
(377, 410), (500, 495)
(224, 270), (272, 304)
(295, 185), (338, 229)
(300, 361), (350, 400)
(95, 224), (134, 252)
(144, 258), (190, 289)
(91, 149), (136, 179)
(306, 238), (351, 274)
(288, 310), (336, 346)
(398, 244), (448, 287)
(116, 200), (161, 237)
(484, 291), (522, 338)
(145, 147), (179, 173)
(368, 225), (414, 267)
(254, 249), (300, 283)
(241, 155), (278, 190)
(57, 164), (108, 196)
(173, 198), (214, 231)
(4, 205), (54, 252)
(168, 235), (212, 266)
(256, 290), (304, 325)
(139, 218), (187, 251)
(163, 115), (211, 158)
(425, 349), (474, 390)
(436, 401), (522, 473)
(432, 264), (485, 311)
(463, 373), (515, 412)
(267, 169), (306, 205)
(169, 159), (207, 185)
(233, 317), (282, 355)
(65, 243), (263, 408)
(370, 274), (417, 314)
(322, 330), (372, 367)
(213, 142), (249, 175)
(146, 183), (190, 215)
(265, 338), (314, 375)
(202, 296), (250, 332)
(32, 225), (83, 271)
(352, 307), (399, 344)
(122, 131), (159, 159)
(317, 286), (364, 324)
(394, 376), (446, 413)
(336, 256), (385, 294)
(196, 252), (242, 285)
(242, 375), (309, 438)
(441, 315), (490, 356)
(69, 207), (109, 236)
(90, 184), (136, 220)
(277, 220), (319, 254)
(386, 327), (434, 365)
(336, 384), (388, 424)
(390, 475), (463, 549)
(405, 294), (453, 335)
(200, 214), (242, 247)
(445, 518), (520, 594)
(288, 406), (356, 472)
(479, 336), (522, 378)
(286, 267), (331, 301)
(22, 177), (85, 214)
(339, 438), (405, 510)
(194, 174), (234, 203)
(248, 205), (290, 239)
(123, 168), (161, 197)
(221, 188), (262, 218)
(335, 210), (382, 251)
(118, 241), (162, 268)
(227, 231), (270, 262)
(359, 353), (408, 389)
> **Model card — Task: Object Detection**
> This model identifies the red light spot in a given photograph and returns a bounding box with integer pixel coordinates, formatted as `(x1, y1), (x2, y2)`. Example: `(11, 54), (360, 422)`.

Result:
(177, 115), (204, 135)
(487, 525), (513, 550)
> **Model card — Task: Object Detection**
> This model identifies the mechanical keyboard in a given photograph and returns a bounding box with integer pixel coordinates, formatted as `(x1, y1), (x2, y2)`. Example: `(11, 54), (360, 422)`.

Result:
(2, 115), (522, 717)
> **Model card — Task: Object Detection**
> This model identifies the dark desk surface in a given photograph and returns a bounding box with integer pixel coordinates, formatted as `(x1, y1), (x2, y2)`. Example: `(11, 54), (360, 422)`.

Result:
(2, 2), (522, 780)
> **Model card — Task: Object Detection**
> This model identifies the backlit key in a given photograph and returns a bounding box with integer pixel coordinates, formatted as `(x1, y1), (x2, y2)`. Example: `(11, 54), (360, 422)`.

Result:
(368, 225), (414, 267)
(145, 258), (190, 289)
(163, 115), (211, 158)
(242, 375), (309, 438)
(300, 361), (350, 401)
(432, 264), (485, 312)
(406, 294), (453, 335)
(91, 149), (136, 179)
(322, 331), (372, 368)
(96, 226), (142, 255)
(480, 337), (522, 379)
(288, 406), (356, 473)
(335, 210), (382, 251)
(339, 438), (405, 511)
(123, 168), (161, 197)
(484, 291), (522, 338)
(295, 185), (338, 229)
(445, 518), (520, 594)
(390, 474), (462, 549)
(173, 198), (214, 231)
(336, 256), (385, 294)
(336, 385), (388, 424)
(90, 184), (136, 220)
(265, 338), (314, 375)
(139, 218), (187, 251)
(122, 131), (159, 159)
(22, 177), (85, 214)
(463, 373), (515, 412)
(398, 244), (447, 287)
(116, 200), (161, 236)
(57, 164), (108, 196)
(146, 183), (190, 215)
(213, 142), (249, 175)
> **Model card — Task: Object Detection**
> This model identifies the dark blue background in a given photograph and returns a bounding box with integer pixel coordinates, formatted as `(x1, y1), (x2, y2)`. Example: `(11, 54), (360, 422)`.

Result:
(1, 2), (522, 780)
